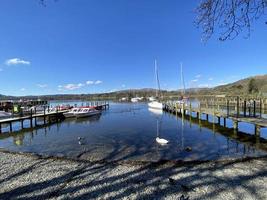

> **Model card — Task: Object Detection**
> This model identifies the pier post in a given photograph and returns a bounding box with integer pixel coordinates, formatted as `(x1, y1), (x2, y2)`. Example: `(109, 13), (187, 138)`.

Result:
(223, 118), (226, 127)
(244, 100), (246, 117)
(43, 106), (46, 125)
(218, 117), (221, 125)
(198, 103), (201, 120)
(206, 114), (209, 121)
(21, 120), (24, 129)
(255, 125), (261, 137)
(236, 96), (240, 118)
(227, 99), (230, 117)
(30, 110), (33, 128)
(9, 122), (12, 132)
(253, 100), (256, 117)
(0, 123), (1, 133)
(259, 99), (262, 118)
(189, 101), (192, 116)
(233, 120), (238, 131)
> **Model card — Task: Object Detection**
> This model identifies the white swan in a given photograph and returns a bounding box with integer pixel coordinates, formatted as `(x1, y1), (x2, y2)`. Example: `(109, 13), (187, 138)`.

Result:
(156, 137), (169, 144)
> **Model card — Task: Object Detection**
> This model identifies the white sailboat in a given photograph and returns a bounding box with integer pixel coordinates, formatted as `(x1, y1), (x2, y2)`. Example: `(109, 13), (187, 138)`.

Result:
(148, 60), (163, 110)
(176, 62), (188, 106)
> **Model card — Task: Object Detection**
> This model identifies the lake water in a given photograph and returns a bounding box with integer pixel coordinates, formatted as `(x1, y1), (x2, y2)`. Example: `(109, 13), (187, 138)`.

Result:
(0, 102), (267, 162)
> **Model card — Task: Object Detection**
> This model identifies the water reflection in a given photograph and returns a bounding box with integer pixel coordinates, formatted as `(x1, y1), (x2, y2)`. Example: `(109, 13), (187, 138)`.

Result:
(0, 102), (266, 162)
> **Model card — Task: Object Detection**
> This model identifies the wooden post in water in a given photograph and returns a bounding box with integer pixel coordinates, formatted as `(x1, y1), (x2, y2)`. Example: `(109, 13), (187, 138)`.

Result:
(30, 109), (33, 128)
(223, 118), (226, 127)
(253, 100), (256, 117)
(43, 106), (46, 125)
(236, 96), (240, 118)
(9, 122), (12, 132)
(233, 120), (238, 131)
(21, 120), (24, 129)
(0, 123), (2, 133)
(259, 99), (262, 118)
(227, 99), (230, 117)
(244, 100), (246, 117)
(198, 102), (201, 120)
(255, 125), (261, 137)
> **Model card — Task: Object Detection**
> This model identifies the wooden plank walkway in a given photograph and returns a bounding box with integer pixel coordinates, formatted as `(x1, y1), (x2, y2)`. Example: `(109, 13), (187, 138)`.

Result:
(163, 102), (267, 136)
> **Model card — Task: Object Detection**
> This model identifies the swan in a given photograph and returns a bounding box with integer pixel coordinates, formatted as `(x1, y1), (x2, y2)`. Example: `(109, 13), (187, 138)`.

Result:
(156, 137), (169, 144)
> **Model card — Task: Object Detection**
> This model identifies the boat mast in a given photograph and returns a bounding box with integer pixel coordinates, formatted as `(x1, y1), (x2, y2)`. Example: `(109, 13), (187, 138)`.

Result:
(155, 60), (161, 98)
(180, 62), (186, 97)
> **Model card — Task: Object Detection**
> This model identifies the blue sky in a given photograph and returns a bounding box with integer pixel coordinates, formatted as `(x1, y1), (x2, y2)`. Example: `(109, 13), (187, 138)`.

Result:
(0, 0), (266, 96)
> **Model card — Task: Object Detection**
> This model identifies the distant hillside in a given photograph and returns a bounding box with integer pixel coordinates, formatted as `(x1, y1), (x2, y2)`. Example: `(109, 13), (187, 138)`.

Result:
(0, 75), (266, 100)
(211, 74), (267, 95)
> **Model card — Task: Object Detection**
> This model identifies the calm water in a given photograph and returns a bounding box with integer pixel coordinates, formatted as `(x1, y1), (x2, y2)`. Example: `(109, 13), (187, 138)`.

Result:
(0, 102), (267, 162)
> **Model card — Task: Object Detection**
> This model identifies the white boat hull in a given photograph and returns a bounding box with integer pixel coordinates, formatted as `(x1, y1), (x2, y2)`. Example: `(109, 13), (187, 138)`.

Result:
(75, 110), (101, 118)
(148, 101), (163, 110)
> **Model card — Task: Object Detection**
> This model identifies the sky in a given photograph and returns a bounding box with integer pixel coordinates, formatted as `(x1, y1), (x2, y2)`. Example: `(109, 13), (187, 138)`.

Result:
(0, 0), (266, 96)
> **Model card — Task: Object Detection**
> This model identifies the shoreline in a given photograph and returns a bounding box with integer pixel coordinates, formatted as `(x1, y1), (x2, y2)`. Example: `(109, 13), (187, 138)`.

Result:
(1, 150), (267, 199)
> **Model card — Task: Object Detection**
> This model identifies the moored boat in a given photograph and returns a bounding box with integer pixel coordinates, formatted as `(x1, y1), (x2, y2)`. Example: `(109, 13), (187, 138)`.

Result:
(64, 108), (80, 118)
(148, 60), (163, 110)
(75, 108), (101, 118)
(0, 111), (12, 119)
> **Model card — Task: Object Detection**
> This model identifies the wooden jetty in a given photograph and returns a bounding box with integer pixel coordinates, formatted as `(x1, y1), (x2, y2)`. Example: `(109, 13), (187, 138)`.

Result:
(164, 98), (267, 137)
(0, 110), (67, 133)
(0, 101), (109, 133)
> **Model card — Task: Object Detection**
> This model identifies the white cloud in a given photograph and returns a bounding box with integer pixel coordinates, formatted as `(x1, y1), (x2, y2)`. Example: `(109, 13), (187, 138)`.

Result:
(208, 77), (213, 81)
(86, 80), (94, 85)
(59, 83), (84, 91)
(191, 79), (198, 82)
(20, 88), (26, 91)
(195, 74), (202, 78)
(37, 84), (48, 88)
(5, 58), (30, 66)
(94, 80), (103, 85)
(121, 84), (126, 88)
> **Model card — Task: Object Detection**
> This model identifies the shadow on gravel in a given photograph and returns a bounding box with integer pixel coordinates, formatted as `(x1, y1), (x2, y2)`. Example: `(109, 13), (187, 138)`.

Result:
(0, 156), (266, 199)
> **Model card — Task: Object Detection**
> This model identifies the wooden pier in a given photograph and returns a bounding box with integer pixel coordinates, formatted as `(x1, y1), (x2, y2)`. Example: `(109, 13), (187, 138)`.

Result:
(0, 101), (110, 133)
(164, 99), (267, 137)
(0, 110), (67, 133)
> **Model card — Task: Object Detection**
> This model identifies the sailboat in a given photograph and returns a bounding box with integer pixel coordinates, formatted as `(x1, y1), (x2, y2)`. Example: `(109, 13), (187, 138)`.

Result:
(177, 62), (188, 105)
(148, 60), (163, 110)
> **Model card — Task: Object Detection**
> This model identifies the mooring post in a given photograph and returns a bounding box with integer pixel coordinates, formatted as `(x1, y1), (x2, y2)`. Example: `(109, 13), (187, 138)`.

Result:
(253, 100), (256, 117)
(233, 120), (238, 131)
(244, 100), (246, 117)
(227, 99), (230, 117)
(206, 114), (209, 121)
(259, 99), (262, 118)
(30, 109), (33, 128)
(43, 106), (46, 125)
(189, 101), (192, 116)
(198, 103), (201, 120)
(21, 120), (24, 129)
(9, 122), (12, 132)
(223, 118), (226, 127)
(0, 123), (2, 133)
(255, 125), (261, 137)
(218, 117), (221, 125)
(236, 96), (239, 118)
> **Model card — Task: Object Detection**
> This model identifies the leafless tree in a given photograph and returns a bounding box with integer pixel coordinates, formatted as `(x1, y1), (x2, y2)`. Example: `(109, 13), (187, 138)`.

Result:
(195, 0), (267, 41)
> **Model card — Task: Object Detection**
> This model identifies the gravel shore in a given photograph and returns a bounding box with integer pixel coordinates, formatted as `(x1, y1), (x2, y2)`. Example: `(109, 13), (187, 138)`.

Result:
(1, 150), (267, 200)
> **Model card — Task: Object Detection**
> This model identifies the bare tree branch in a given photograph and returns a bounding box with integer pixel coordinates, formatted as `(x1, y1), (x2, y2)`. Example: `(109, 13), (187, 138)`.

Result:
(195, 0), (267, 41)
